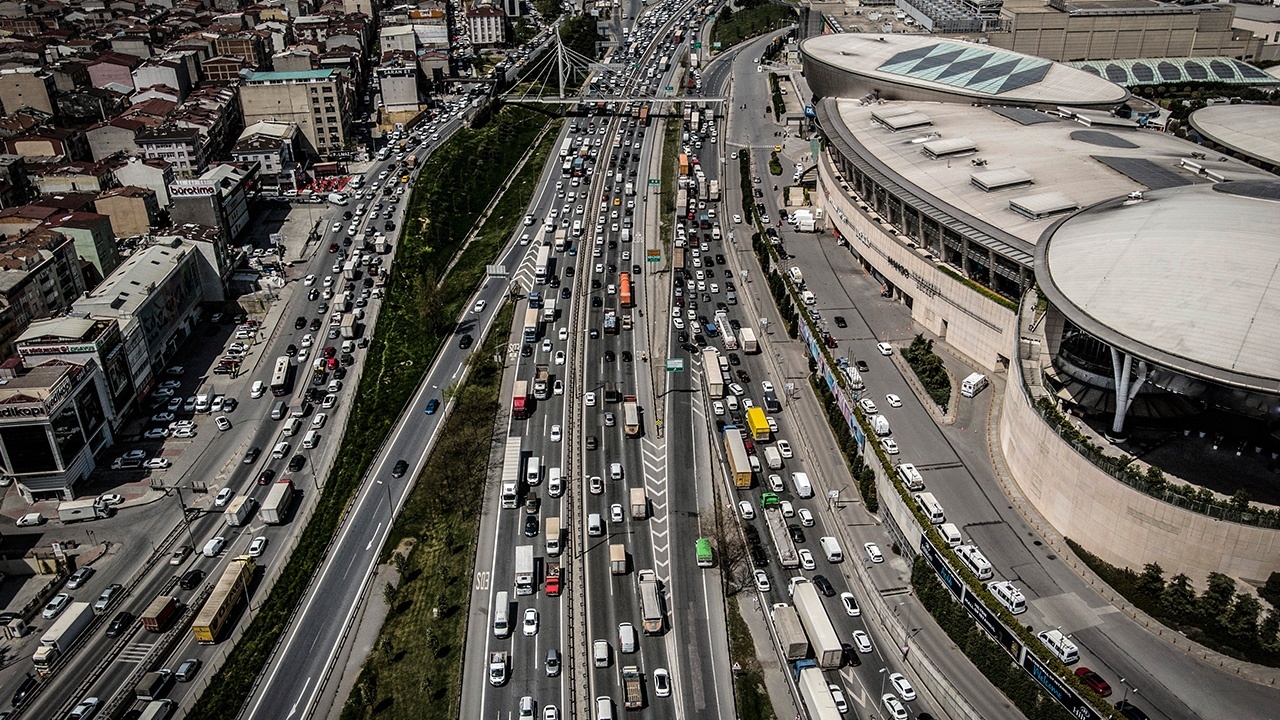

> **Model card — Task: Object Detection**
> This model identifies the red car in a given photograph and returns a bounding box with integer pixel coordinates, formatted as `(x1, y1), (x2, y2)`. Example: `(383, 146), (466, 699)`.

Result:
(1074, 667), (1111, 697)
(328, 243), (339, 253)
(257, 469), (276, 486)
(323, 346), (337, 358)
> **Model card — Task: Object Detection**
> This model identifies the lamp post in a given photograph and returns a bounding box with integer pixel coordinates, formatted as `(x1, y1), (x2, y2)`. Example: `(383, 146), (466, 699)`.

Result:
(879, 667), (888, 698)
(1120, 678), (1138, 705)
(375, 479), (394, 513)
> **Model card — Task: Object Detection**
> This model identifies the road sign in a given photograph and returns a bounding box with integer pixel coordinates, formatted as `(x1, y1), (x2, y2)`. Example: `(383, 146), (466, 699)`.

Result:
(666, 86), (674, 92)
(647, 249), (661, 262)
(693, 42), (702, 49)
(648, 178), (660, 187)
(665, 359), (685, 372)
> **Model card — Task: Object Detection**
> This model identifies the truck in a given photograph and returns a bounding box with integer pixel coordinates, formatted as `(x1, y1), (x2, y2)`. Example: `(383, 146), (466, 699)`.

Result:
(259, 479), (295, 524)
(623, 395), (641, 437)
(689, 52), (699, 68)
(623, 666), (644, 709)
(33, 602), (94, 673)
(501, 438), (522, 508)
(625, 181), (635, 196)
(534, 245), (552, 284)
(771, 603), (810, 660)
(739, 326), (759, 353)
(528, 291), (542, 309)
(630, 487), (647, 520)
(639, 105), (650, 125)
(676, 187), (688, 217)
(343, 256), (359, 281)
(192, 557), (254, 644)
(407, 155), (417, 170)
(723, 426), (752, 488)
(702, 348), (724, 398)
(763, 390), (782, 414)
(792, 581), (843, 669)
(603, 309), (618, 334)
(375, 235), (390, 254)
(796, 659), (843, 720)
(58, 499), (106, 523)
(140, 595), (180, 632)
(224, 495), (254, 527)
(195, 383), (215, 413)
(678, 153), (689, 176)
(514, 545), (534, 595)
(532, 365), (551, 401)
(340, 313), (357, 340)
(637, 569), (664, 634)
(841, 366), (865, 390)
(553, 227), (568, 252)
(872, 414), (891, 436)
(541, 298), (557, 323)
(764, 446), (783, 471)
(610, 543), (627, 575)
(764, 507), (800, 569)
(708, 179), (721, 201)
(746, 406), (771, 442)
(545, 561), (562, 596)
(512, 380), (530, 420)
(523, 307), (540, 343)
(488, 651), (508, 686)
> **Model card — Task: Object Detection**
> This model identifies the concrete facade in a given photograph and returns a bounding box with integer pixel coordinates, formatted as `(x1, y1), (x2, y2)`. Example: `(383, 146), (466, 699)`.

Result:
(240, 69), (351, 159)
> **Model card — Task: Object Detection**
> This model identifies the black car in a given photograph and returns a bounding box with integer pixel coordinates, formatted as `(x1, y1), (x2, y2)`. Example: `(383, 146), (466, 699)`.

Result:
(621, 351), (632, 362)
(604, 350), (616, 362)
(834, 316), (848, 328)
(310, 318), (322, 331)
(548, 275), (560, 288)
(523, 515), (539, 537)
(813, 575), (836, 597)
(716, 254), (726, 265)
(521, 344), (533, 357)
(681, 342), (698, 353)
(391, 459), (409, 478)
(678, 331), (689, 343)
(728, 353), (741, 366)
(841, 643), (862, 667)
(788, 525), (806, 544)
(179, 568), (204, 590)
(333, 366), (347, 380)
(384, 221), (396, 231)
(285, 344), (298, 357)
(342, 211), (353, 220)
(243, 447), (261, 464)
(288, 454), (306, 472)
(855, 360), (870, 373)
(458, 334), (474, 349)
(736, 370), (751, 383)
(729, 319), (741, 331)
(565, 266), (574, 277)
(591, 296), (603, 307)
(12, 675), (38, 705)
(257, 469), (276, 486)
(1115, 702), (1150, 720)
(294, 316), (307, 329)
(694, 334), (708, 347)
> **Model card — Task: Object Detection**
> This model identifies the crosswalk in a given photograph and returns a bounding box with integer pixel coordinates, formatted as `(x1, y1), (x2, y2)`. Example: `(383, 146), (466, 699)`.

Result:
(117, 640), (157, 664)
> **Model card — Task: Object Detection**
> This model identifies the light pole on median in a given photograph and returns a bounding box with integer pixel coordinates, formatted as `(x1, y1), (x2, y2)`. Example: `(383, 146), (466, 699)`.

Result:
(375, 478), (394, 513)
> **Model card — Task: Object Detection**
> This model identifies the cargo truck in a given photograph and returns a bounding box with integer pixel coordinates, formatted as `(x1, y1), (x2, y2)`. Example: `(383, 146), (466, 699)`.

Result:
(623, 666), (644, 709)
(259, 479), (295, 524)
(194, 383), (215, 413)
(771, 604), (810, 660)
(192, 557), (254, 644)
(141, 595), (180, 632)
(489, 651), (508, 686)
(533, 365), (550, 401)
(340, 313), (357, 339)
(541, 298), (557, 323)
(375, 235), (390, 254)
(764, 507), (800, 568)
(603, 309), (618, 334)
(224, 495), (254, 526)
(512, 380), (530, 420)
(523, 307), (540, 343)
(623, 395), (640, 437)
(343, 257), (359, 281)
(723, 426), (752, 488)
(746, 407), (771, 442)
(545, 562), (562, 596)
(764, 446), (783, 471)
(739, 327), (759, 353)
(501, 437), (522, 508)
(58, 499), (106, 523)
(610, 543), (627, 575)
(630, 487), (647, 520)
(872, 414), (891, 436)
(708, 179), (721, 201)
(33, 601), (94, 673)
(637, 569), (664, 634)
(792, 581), (843, 669)
(514, 545), (535, 596)
(702, 348), (724, 398)
(795, 659), (843, 720)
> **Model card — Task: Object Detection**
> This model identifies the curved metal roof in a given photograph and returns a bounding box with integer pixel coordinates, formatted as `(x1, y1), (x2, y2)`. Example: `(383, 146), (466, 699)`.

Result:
(1067, 56), (1277, 88)
(1188, 105), (1280, 168)
(1036, 182), (1280, 393)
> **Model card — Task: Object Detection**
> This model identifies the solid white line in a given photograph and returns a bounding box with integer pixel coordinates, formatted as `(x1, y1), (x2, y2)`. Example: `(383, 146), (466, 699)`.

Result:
(285, 675), (312, 719)
(365, 522), (383, 551)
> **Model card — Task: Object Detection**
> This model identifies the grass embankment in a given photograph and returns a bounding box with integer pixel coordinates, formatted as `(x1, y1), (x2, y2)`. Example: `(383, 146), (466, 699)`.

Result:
(727, 599), (776, 720)
(341, 302), (514, 719)
(187, 107), (551, 719)
(711, 1), (796, 51)
(659, 116), (681, 249)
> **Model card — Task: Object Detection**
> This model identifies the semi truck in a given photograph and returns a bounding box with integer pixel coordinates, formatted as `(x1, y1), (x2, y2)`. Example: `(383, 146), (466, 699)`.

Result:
(259, 479), (295, 524)
(58, 499), (106, 523)
(140, 595), (180, 632)
(702, 348), (724, 398)
(630, 487), (647, 520)
(764, 507), (800, 569)
(771, 603), (810, 660)
(33, 602), (95, 673)
(512, 380), (530, 420)
(795, 659), (843, 720)
(746, 407), (771, 442)
(533, 365), (550, 401)
(723, 426), (753, 488)
(623, 666), (644, 709)
(623, 395), (641, 437)
(792, 581), (843, 669)
(501, 437), (522, 509)
(545, 562), (562, 596)
(610, 543), (627, 575)
(514, 545), (535, 596)
(488, 651), (508, 686)
(523, 307), (540, 343)
(739, 327), (759, 353)
(224, 495), (254, 527)
(604, 309), (618, 334)
(638, 569), (664, 634)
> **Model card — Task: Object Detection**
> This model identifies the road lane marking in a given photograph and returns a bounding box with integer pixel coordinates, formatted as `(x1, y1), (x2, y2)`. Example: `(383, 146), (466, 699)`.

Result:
(366, 522), (383, 551)
(286, 676), (312, 719)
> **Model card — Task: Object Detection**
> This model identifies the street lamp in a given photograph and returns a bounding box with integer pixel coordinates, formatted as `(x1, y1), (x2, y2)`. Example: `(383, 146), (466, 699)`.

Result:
(879, 667), (888, 697)
(375, 479), (394, 512)
(1119, 678), (1138, 705)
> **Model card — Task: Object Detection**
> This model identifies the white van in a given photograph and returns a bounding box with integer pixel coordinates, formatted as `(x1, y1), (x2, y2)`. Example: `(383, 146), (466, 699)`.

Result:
(788, 266), (804, 285)
(913, 492), (945, 524)
(302, 429), (320, 449)
(1037, 628), (1078, 664)
(792, 471), (813, 498)
(953, 544), (993, 580)
(801, 290), (816, 306)
(250, 381), (266, 399)
(987, 580), (1027, 615)
(897, 463), (925, 490)
(526, 456), (542, 485)
(272, 441), (291, 459)
(618, 622), (637, 653)
(593, 639), (610, 667)
(724, 394), (739, 412)
(588, 513), (603, 536)
(747, 455), (762, 474)
(548, 467), (563, 497)
(282, 418), (302, 437)
(961, 373), (989, 398)
(596, 697), (614, 720)
(819, 536), (843, 563)
(493, 591), (510, 637)
(939, 522), (962, 548)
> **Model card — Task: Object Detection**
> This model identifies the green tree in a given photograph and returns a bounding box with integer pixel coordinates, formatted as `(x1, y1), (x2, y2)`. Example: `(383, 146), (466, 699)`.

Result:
(1262, 572), (1280, 606)
(1198, 572), (1237, 623)
(1162, 573), (1196, 620)
(559, 14), (603, 62)
(1260, 609), (1280, 651)
(1136, 562), (1166, 602)
(1223, 593), (1262, 645)
(1230, 489), (1253, 512)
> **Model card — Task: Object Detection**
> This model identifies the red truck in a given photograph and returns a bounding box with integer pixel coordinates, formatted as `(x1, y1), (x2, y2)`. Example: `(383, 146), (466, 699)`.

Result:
(141, 595), (180, 632)
(546, 562), (562, 597)
(512, 379), (529, 419)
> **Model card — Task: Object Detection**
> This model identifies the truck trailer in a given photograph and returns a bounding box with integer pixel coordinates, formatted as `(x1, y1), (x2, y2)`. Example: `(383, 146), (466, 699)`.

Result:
(501, 437), (522, 509)
(764, 507), (800, 569)
(792, 581), (843, 669)
(141, 595), (180, 632)
(771, 603), (810, 660)
(259, 479), (295, 524)
(33, 602), (95, 673)
(638, 569), (664, 634)
(722, 426), (752, 488)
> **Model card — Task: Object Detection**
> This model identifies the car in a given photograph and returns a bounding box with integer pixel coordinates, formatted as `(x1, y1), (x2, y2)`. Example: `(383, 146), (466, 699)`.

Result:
(424, 399), (440, 415)
(169, 545), (192, 565)
(68, 697), (99, 720)
(105, 610), (134, 638)
(865, 542), (884, 563)
(550, 424), (562, 442)
(247, 536), (268, 558)
(796, 507), (815, 527)
(777, 439), (793, 458)
(852, 629), (873, 654)
(172, 427), (196, 439)
(728, 353), (741, 366)
(243, 447), (261, 464)
(834, 316), (848, 328)
(799, 549), (816, 570)
(214, 416), (232, 431)
(311, 413), (328, 428)
(552, 380), (564, 396)
(43, 593), (71, 619)
(813, 575), (836, 596)
(586, 435), (599, 451)
(877, 342), (894, 356)
(829, 684), (849, 714)
(653, 667), (671, 698)
(610, 503), (624, 523)
(886, 394), (902, 408)
(67, 567), (95, 589)
(257, 468), (277, 486)
(753, 570), (771, 592)
(541, 338), (552, 354)
(523, 608), (539, 636)
(151, 412), (175, 424)
(98, 493), (124, 507)
(472, 299), (486, 313)
(880, 437), (900, 454)
(143, 428), (169, 440)
(780, 500), (794, 517)
(736, 369), (751, 384)
(304, 274), (317, 286)
(889, 672), (917, 701)
(859, 398), (878, 414)
(712, 400), (724, 416)
(589, 475), (603, 494)
(1074, 667), (1112, 697)
(728, 382), (745, 396)
(584, 391), (596, 406)
(554, 351), (565, 365)
(855, 360), (870, 373)
(175, 657), (202, 682)
(1115, 701), (1151, 720)
(840, 592), (861, 616)
(214, 488), (234, 507)
(542, 706), (558, 720)
(738, 500), (755, 520)
(458, 333), (474, 349)
(524, 515), (539, 537)
(881, 694), (908, 719)
(603, 350), (616, 362)
(392, 460), (409, 478)
(788, 525), (806, 544)
(289, 454), (306, 472)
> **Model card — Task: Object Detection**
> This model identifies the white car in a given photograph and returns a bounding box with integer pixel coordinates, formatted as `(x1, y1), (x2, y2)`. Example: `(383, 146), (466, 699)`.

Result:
(173, 427), (196, 439)
(42, 593), (71, 619)
(829, 685), (849, 715)
(143, 428), (169, 440)
(780, 500), (794, 518)
(541, 339), (552, 353)
(799, 549), (815, 570)
(247, 536), (268, 558)
(304, 274), (317, 286)
(753, 570), (771, 592)
(840, 592), (861, 617)
(777, 440), (793, 458)
(852, 629), (873, 654)
(889, 672), (917, 701)
(589, 476), (603, 494)
(214, 416), (232, 431)
(312, 413), (328, 428)
(712, 400), (724, 416)
(728, 383), (745, 396)
(653, 668), (672, 698)
(215, 488), (234, 507)
(877, 342), (894, 356)
(523, 608), (539, 636)
(859, 398), (878, 414)
(761, 380), (774, 393)
(886, 393), (902, 408)
(865, 542), (884, 563)
(300, 334), (314, 347)
(98, 494), (125, 507)
(585, 392), (596, 407)
(738, 500), (755, 520)
(550, 424), (562, 443)
(732, 214), (742, 224)
(880, 437), (899, 455)
(767, 474), (785, 492)
(472, 300), (487, 313)
(610, 503), (624, 523)
(766, 416), (778, 434)
(798, 508), (814, 527)
(144, 458), (171, 470)
(672, 316), (684, 330)
(882, 694), (908, 720)
(554, 351), (566, 365)
(553, 380), (564, 395)
(558, 327), (569, 341)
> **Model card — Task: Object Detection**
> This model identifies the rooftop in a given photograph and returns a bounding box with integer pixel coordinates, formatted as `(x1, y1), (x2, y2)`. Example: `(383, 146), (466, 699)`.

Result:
(1188, 104), (1280, 167)
(77, 242), (193, 317)
(245, 69), (334, 83)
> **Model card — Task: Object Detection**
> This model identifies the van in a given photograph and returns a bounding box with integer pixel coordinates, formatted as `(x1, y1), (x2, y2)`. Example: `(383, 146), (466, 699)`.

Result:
(987, 580), (1027, 615)
(788, 266), (804, 286)
(282, 418), (302, 437)
(747, 455), (762, 474)
(271, 401), (287, 420)
(493, 591), (510, 637)
(250, 381), (266, 399)
(726, 291), (737, 305)
(939, 522), (962, 548)
(913, 492), (945, 524)
(618, 622), (637, 653)
(1037, 628), (1078, 664)
(819, 536), (843, 563)
(588, 513), (603, 536)
(953, 544), (993, 580)
(801, 290), (816, 306)
(725, 394), (739, 411)
(272, 441), (291, 459)
(545, 517), (562, 556)
(139, 699), (176, 720)
(897, 463), (925, 490)
(593, 639), (610, 667)
(548, 467), (563, 497)
(596, 696), (614, 720)
(792, 471), (813, 498)
(961, 373), (988, 398)
(302, 430), (320, 449)
(525, 456), (541, 485)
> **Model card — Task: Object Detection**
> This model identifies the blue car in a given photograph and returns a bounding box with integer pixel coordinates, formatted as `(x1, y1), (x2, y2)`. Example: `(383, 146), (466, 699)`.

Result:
(424, 399), (440, 415)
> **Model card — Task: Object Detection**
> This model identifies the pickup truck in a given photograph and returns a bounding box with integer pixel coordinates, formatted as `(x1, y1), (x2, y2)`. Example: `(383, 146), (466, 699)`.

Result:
(488, 651), (508, 686)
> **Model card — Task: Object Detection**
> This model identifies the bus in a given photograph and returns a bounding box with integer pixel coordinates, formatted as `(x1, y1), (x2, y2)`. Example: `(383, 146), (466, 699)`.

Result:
(618, 272), (633, 308)
(192, 556), (255, 643)
(534, 245), (552, 284)
(696, 538), (713, 567)
(269, 357), (292, 397)
(623, 395), (641, 437)
(559, 137), (573, 159)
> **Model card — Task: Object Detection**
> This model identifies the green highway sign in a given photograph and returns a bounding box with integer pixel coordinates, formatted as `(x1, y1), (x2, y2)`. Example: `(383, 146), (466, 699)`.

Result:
(665, 359), (685, 372)
(666, 86), (674, 92)
(693, 42), (702, 49)
(648, 178), (660, 186)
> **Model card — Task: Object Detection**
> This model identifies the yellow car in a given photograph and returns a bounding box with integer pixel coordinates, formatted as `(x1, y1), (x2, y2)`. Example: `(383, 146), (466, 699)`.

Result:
(613, 197), (621, 205)
(400, 175), (409, 183)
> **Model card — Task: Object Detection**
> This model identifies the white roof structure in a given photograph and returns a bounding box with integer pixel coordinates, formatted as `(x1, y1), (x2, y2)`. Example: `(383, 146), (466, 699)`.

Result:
(1188, 105), (1280, 168)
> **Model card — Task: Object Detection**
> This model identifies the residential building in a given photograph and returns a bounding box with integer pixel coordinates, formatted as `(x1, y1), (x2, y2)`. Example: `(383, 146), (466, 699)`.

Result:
(111, 155), (174, 207)
(86, 52), (141, 92)
(0, 67), (57, 117)
(240, 69), (351, 158)
(468, 4), (507, 46)
(0, 228), (87, 330)
(168, 162), (256, 252)
(44, 211), (121, 279)
(201, 55), (249, 83)
(156, 223), (233, 302)
(94, 186), (162, 238)
(28, 160), (117, 195)
(132, 56), (193, 102)
(4, 128), (90, 162)
(136, 126), (206, 178)
(231, 120), (303, 188)
(375, 59), (421, 114)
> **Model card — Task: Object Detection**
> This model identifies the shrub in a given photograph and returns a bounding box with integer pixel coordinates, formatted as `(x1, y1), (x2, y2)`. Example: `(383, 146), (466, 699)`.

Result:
(902, 334), (951, 407)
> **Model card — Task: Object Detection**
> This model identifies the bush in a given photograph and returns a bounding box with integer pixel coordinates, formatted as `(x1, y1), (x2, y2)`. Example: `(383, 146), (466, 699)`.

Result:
(902, 334), (951, 408)
(810, 376), (877, 512)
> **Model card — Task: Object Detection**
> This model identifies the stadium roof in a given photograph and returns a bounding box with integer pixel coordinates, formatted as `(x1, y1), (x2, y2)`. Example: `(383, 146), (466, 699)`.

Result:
(1037, 181), (1280, 393)
(1066, 57), (1277, 87)
(802, 34), (1129, 107)
(1188, 105), (1280, 168)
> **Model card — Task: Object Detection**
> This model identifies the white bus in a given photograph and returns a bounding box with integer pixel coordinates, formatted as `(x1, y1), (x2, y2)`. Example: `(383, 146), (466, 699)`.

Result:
(269, 357), (292, 397)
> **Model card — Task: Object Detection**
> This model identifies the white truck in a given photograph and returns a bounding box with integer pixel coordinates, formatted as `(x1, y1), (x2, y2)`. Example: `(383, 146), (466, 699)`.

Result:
(872, 414), (891, 436)
(702, 348), (724, 398)
(739, 327), (759, 353)
(764, 507), (799, 568)
(259, 479), (295, 524)
(195, 383), (215, 413)
(792, 581), (843, 669)
(488, 651), (508, 686)
(514, 545), (535, 596)
(501, 437), (522, 509)
(223, 495), (254, 527)
(33, 602), (94, 673)
(57, 499), (106, 523)
(763, 446), (783, 471)
(638, 569), (664, 634)
(771, 603), (809, 660)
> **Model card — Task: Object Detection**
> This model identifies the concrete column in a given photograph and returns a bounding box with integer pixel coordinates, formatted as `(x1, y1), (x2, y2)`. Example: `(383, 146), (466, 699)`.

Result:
(1109, 347), (1147, 436)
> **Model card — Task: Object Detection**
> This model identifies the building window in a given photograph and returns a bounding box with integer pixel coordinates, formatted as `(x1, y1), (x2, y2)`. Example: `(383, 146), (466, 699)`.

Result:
(0, 424), (57, 474)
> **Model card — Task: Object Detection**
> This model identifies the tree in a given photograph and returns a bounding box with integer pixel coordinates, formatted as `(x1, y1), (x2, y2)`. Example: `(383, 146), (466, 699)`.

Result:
(1262, 572), (1280, 606)
(1223, 593), (1262, 645)
(383, 581), (400, 609)
(1136, 562), (1165, 602)
(1260, 609), (1280, 651)
(1162, 573), (1196, 621)
(1230, 489), (1252, 512)
(1198, 572), (1237, 623)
